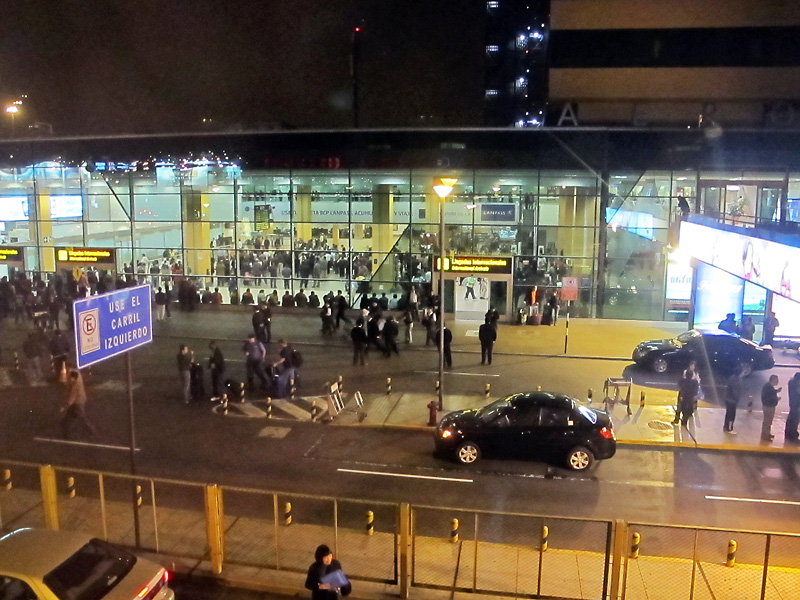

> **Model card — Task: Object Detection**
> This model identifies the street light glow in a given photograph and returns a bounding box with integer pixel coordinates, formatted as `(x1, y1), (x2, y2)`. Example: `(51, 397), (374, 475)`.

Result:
(5, 105), (19, 114)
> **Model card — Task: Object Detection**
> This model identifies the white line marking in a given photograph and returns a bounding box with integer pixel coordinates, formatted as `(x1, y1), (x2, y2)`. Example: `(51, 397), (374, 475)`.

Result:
(34, 437), (141, 452)
(414, 371), (500, 377)
(272, 398), (313, 421)
(338, 468), (473, 483)
(705, 495), (800, 506)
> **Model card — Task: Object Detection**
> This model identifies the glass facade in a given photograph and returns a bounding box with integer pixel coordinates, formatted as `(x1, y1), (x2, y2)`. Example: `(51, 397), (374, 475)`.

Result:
(0, 142), (796, 321)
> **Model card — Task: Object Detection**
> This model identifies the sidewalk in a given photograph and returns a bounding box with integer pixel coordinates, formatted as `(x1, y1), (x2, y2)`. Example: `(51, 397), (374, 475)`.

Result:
(331, 392), (800, 454)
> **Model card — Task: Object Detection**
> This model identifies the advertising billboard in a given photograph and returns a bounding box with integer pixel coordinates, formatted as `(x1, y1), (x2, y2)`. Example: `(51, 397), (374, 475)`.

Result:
(693, 262), (744, 328)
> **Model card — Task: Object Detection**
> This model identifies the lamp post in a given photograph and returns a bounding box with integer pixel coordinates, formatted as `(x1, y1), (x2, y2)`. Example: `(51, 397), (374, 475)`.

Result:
(433, 177), (457, 410)
(5, 105), (19, 137)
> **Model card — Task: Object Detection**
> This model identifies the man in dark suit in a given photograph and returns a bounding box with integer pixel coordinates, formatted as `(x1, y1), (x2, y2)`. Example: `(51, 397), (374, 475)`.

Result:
(479, 318), (497, 365)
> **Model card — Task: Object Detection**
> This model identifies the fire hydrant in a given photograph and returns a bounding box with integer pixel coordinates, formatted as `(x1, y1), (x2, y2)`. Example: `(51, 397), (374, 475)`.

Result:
(427, 401), (439, 426)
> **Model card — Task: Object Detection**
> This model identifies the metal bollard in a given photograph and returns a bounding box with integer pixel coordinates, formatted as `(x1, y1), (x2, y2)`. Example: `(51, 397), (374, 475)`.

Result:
(435, 380), (440, 395)
(587, 388), (593, 404)
(58, 363), (67, 384)
(630, 532), (641, 559)
(221, 394), (229, 415)
(450, 518), (459, 543)
(337, 375), (343, 394)
(484, 383), (491, 400)
(640, 391), (646, 407)
(726, 540), (737, 567)
(14, 352), (18, 370)
(135, 484), (143, 507)
(66, 476), (76, 499)
(541, 525), (549, 552)
(311, 401), (320, 421)
(290, 378), (296, 401)
(366, 510), (374, 536)
(536, 385), (542, 391)
(284, 502), (292, 526)
(2, 469), (11, 491)
(266, 397), (272, 419)
(238, 382), (245, 403)
(386, 377), (392, 395)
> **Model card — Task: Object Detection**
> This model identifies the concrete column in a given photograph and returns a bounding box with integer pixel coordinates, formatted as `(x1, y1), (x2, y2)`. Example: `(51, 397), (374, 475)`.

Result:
(182, 191), (211, 277)
(31, 193), (55, 272)
(370, 184), (396, 287)
(295, 185), (312, 243)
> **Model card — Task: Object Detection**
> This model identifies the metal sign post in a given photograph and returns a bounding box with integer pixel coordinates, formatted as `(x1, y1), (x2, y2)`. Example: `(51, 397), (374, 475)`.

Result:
(73, 284), (153, 547)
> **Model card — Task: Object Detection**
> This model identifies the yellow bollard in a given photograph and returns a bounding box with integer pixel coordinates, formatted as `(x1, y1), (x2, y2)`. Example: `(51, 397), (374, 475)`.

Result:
(290, 379), (296, 401)
(588, 388), (593, 403)
(311, 401), (319, 421)
(386, 377), (392, 395)
(366, 510), (374, 536)
(640, 391), (645, 407)
(451, 518), (459, 543)
(2, 469), (11, 491)
(284, 502), (292, 526)
(435, 380), (440, 395)
(66, 476), (76, 499)
(266, 397), (272, 419)
(726, 540), (737, 567)
(337, 375), (343, 394)
(484, 383), (491, 400)
(536, 385), (542, 391)
(630, 532), (641, 559)
(59, 363), (68, 384)
(221, 394), (229, 415)
(135, 485), (143, 507)
(14, 352), (19, 370)
(541, 525), (549, 552)
(238, 382), (245, 403)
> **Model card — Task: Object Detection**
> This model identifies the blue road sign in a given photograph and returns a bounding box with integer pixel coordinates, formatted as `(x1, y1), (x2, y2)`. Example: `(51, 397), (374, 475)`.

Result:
(73, 284), (153, 369)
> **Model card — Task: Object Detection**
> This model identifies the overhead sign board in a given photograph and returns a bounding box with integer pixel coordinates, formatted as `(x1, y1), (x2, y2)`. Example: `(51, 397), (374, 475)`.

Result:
(72, 285), (153, 369)
(56, 247), (116, 268)
(0, 247), (24, 264)
(435, 255), (513, 275)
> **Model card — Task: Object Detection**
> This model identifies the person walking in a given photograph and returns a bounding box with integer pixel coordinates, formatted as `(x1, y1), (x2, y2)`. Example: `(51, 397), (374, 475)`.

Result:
(208, 341), (226, 400)
(350, 319), (368, 366)
(762, 311), (780, 345)
(273, 339), (298, 398)
(485, 306), (500, 330)
(243, 334), (269, 392)
(252, 306), (268, 344)
(48, 330), (70, 378)
(154, 287), (167, 321)
(305, 544), (351, 600)
(383, 316), (399, 357)
(785, 372), (800, 443)
(760, 374), (781, 442)
(61, 369), (97, 440)
(335, 292), (351, 329)
(724, 365), (744, 433)
(676, 367), (700, 427)
(478, 317), (497, 365)
(177, 345), (192, 404)
(436, 325), (453, 368)
(403, 310), (413, 344)
(408, 286), (419, 321)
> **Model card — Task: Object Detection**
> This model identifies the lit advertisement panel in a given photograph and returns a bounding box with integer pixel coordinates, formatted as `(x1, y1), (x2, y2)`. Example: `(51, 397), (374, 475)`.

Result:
(49, 195), (83, 219)
(772, 293), (800, 339)
(680, 220), (800, 302)
(606, 209), (654, 240)
(0, 197), (29, 221)
(693, 262), (744, 328)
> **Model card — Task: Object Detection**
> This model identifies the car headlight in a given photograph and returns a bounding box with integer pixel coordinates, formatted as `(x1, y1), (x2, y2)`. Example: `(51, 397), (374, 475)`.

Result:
(439, 428), (455, 439)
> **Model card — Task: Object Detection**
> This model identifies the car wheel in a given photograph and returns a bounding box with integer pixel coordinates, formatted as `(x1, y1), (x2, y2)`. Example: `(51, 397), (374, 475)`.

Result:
(651, 357), (669, 373)
(737, 362), (753, 377)
(455, 441), (481, 464)
(566, 446), (594, 471)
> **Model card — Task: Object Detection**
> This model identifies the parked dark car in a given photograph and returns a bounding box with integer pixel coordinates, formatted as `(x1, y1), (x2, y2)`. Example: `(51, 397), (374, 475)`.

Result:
(434, 392), (616, 470)
(632, 329), (775, 376)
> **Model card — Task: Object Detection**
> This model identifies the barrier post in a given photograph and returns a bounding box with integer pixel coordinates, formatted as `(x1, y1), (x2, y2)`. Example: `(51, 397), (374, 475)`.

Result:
(311, 401), (320, 421)
(399, 503), (411, 599)
(238, 382), (245, 403)
(386, 377), (392, 395)
(366, 510), (374, 535)
(221, 394), (228, 415)
(290, 379), (296, 401)
(536, 385), (542, 391)
(541, 525), (549, 552)
(284, 501), (292, 526)
(2, 469), (11, 491)
(726, 539), (737, 567)
(435, 380), (440, 396)
(66, 476), (76, 499)
(630, 531), (641, 559)
(14, 352), (19, 370)
(640, 391), (646, 407)
(450, 518), (459, 543)
(204, 484), (224, 574)
(484, 383), (490, 400)
(39, 465), (60, 531)
(266, 396), (272, 419)
(337, 375), (343, 394)
(588, 388), (593, 403)
(135, 484), (143, 507)
(59, 363), (67, 383)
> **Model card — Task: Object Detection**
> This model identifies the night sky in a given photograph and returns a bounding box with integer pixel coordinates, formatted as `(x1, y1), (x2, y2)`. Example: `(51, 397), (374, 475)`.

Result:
(0, 1), (484, 136)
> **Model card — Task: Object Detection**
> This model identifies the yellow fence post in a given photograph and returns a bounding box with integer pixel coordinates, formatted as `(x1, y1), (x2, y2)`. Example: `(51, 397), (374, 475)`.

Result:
(399, 503), (411, 599)
(204, 484), (224, 574)
(609, 519), (627, 600)
(39, 465), (60, 531)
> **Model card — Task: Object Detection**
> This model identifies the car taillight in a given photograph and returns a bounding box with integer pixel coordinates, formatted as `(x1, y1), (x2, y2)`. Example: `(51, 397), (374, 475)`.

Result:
(600, 427), (615, 440)
(163, 570), (169, 584)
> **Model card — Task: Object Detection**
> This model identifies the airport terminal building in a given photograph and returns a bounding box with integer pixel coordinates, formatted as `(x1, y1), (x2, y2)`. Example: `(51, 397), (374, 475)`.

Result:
(0, 128), (798, 326)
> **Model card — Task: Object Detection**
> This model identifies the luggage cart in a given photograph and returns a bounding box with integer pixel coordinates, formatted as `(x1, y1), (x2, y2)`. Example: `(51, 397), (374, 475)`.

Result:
(603, 377), (633, 416)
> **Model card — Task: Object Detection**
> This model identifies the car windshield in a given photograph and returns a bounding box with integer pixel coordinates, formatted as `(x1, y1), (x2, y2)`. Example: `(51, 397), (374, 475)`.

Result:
(477, 394), (523, 423)
(43, 539), (136, 600)
(676, 330), (700, 345)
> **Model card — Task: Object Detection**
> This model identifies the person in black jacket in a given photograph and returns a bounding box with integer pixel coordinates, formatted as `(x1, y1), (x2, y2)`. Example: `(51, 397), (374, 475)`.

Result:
(383, 316), (399, 357)
(305, 544), (351, 600)
(478, 318), (497, 365)
(435, 326), (453, 368)
(785, 372), (800, 443)
(208, 341), (226, 400)
(761, 374), (781, 442)
(252, 307), (268, 344)
(350, 319), (368, 366)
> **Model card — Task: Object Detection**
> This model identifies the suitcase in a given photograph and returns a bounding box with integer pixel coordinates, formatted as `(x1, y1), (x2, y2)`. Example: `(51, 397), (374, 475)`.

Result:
(190, 363), (205, 402)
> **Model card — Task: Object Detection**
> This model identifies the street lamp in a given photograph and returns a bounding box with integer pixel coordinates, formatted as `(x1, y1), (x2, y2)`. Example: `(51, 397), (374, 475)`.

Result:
(433, 177), (457, 410)
(5, 104), (19, 137)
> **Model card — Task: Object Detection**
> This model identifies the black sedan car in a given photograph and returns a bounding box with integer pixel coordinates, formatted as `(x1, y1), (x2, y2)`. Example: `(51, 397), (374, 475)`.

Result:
(434, 392), (616, 470)
(632, 329), (774, 376)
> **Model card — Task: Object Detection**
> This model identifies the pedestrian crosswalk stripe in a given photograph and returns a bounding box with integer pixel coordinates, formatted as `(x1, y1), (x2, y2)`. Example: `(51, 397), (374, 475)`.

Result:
(271, 398), (314, 421)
